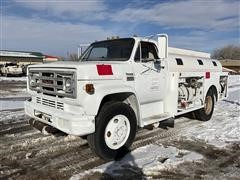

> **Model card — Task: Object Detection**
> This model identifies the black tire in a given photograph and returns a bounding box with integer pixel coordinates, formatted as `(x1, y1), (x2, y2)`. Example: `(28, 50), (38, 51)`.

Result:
(194, 89), (214, 121)
(87, 101), (137, 160)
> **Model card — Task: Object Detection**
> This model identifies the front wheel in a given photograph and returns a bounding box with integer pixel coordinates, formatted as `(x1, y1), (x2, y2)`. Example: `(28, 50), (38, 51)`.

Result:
(87, 102), (137, 160)
(194, 90), (214, 121)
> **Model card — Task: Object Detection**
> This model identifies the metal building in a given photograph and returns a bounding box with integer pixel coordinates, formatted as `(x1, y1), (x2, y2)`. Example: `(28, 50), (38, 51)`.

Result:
(0, 50), (44, 65)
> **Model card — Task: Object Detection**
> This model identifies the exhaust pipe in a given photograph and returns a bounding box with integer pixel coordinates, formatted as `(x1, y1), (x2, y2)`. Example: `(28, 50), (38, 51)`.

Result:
(28, 118), (59, 134)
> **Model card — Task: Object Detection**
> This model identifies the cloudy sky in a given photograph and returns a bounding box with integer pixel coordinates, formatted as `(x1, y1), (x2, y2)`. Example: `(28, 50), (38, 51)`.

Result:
(1, 0), (239, 56)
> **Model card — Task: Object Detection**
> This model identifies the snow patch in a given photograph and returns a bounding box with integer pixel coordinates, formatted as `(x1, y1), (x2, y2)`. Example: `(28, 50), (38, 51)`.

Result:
(0, 100), (24, 111)
(0, 89), (28, 98)
(71, 144), (203, 179)
(228, 75), (240, 87)
(183, 101), (240, 148)
(0, 76), (26, 82)
(0, 110), (25, 123)
(11, 135), (56, 149)
(64, 135), (80, 142)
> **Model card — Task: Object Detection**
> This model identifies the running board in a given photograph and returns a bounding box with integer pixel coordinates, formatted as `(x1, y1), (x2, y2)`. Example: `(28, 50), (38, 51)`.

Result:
(142, 113), (172, 126)
(176, 105), (204, 116)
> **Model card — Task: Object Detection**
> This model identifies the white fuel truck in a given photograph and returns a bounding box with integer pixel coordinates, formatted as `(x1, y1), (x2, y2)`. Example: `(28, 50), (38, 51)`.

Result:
(25, 34), (228, 160)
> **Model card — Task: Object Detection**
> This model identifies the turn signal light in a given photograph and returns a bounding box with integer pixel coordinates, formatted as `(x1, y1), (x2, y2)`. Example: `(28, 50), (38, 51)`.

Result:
(85, 84), (95, 94)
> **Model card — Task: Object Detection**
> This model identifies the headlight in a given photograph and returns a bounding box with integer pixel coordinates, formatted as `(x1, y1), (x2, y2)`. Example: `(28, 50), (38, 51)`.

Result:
(64, 78), (73, 93)
(30, 78), (37, 87)
(29, 74), (40, 87)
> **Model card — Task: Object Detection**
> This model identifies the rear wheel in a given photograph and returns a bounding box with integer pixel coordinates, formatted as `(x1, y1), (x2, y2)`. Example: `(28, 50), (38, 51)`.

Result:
(87, 102), (137, 160)
(194, 90), (214, 121)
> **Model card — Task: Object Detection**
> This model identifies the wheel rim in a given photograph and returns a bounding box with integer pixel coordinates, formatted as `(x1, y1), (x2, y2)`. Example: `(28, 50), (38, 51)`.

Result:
(104, 115), (131, 150)
(204, 96), (213, 115)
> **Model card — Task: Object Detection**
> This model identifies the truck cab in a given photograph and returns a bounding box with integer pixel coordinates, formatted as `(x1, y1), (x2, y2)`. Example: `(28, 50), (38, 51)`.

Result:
(25, 35), (228, 160)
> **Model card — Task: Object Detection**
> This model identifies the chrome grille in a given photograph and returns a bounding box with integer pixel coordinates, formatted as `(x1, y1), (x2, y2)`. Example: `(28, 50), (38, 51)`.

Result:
(28, 69), (76, 98)
(36, 97), (64, 110)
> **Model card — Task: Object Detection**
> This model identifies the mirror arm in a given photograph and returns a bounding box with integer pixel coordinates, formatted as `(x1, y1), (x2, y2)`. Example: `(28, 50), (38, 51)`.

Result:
(142, 59), (155, 63)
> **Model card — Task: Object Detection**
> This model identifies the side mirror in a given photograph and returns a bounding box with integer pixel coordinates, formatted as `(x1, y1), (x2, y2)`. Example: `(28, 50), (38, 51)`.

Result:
(153, 59), (165, 70)
(157, 34), (168, 59)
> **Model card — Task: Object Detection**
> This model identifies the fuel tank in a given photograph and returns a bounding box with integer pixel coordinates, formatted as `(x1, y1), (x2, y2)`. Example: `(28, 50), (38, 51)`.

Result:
(167, 47), (222, 72)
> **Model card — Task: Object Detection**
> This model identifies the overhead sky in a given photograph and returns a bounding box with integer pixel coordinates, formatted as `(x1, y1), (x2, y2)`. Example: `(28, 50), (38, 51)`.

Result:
(1, 0), (239, 56)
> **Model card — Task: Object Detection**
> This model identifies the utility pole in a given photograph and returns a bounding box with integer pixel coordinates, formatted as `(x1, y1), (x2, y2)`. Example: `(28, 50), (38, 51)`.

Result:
(78, 44), (90, 58)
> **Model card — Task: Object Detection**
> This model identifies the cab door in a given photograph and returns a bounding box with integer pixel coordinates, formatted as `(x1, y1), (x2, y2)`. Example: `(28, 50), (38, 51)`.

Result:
(133, 41), (167, 105)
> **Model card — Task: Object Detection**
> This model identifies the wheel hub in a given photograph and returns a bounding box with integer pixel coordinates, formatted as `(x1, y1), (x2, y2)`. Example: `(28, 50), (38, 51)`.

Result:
(204, 95), (213, 115)
(104, 115), (130, 150)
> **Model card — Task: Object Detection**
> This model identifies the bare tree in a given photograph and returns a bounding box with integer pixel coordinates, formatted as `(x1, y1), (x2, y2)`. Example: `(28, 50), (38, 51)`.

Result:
(58, 56), (67, 61)
(69, 53), (79, 61)
(212, 45), (240, 60)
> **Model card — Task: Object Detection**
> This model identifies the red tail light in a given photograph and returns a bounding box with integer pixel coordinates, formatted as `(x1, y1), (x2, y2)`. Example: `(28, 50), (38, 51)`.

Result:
(96, 65), (113, 75)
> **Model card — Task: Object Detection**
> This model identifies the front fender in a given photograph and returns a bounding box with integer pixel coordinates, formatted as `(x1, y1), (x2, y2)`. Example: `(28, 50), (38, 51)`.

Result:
(82, 83), (137, 116)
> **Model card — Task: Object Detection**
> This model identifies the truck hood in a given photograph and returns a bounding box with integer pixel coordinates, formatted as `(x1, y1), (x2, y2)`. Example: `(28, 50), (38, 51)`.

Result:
(28, 61), (131, 80)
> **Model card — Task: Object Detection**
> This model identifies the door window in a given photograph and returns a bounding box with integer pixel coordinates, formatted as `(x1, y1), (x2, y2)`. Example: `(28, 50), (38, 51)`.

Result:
(134, 42), (158, 62)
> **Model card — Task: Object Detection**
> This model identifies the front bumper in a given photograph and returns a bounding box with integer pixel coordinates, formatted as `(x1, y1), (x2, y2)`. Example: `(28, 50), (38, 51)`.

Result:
(24, 100), (95, 136)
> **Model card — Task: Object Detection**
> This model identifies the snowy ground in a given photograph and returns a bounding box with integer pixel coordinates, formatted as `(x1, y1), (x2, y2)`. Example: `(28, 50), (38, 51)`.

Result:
(71, 145), (204, 180)
(0, 76), (27, 98)
(0, 75), (239, 179)
(0, 76), (28, 110)
(72, 76), (240, 179)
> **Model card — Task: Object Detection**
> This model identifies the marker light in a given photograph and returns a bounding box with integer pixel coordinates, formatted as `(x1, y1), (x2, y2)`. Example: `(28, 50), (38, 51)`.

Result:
(85, 84), (95, 94)
(205, 72), (210, 79)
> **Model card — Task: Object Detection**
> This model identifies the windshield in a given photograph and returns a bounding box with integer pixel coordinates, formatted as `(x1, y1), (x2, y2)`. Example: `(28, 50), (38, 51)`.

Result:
(80, 38), (134, 61)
